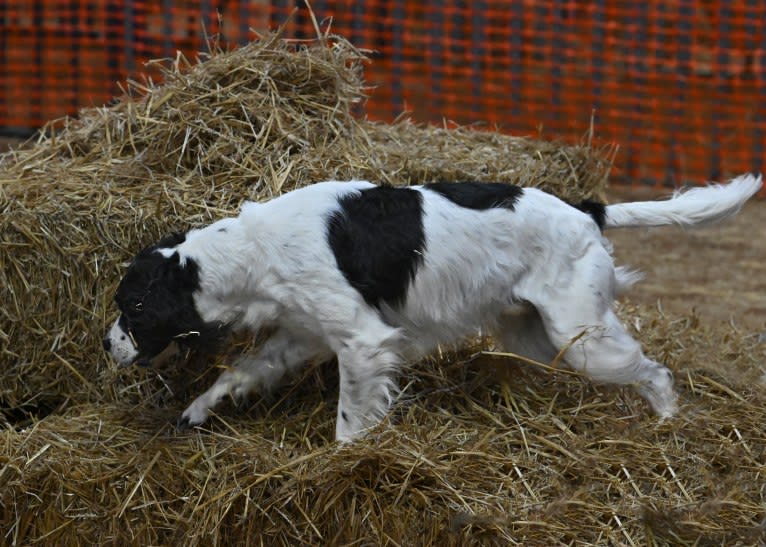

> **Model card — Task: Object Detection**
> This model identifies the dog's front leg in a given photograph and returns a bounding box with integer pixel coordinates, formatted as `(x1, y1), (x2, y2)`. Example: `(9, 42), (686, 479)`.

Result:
(334, 339), (402, 443)
(178, 328), (331, 429)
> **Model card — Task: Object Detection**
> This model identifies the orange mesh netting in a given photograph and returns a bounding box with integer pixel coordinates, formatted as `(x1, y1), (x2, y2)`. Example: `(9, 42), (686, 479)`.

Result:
(1, 1), (764, 185)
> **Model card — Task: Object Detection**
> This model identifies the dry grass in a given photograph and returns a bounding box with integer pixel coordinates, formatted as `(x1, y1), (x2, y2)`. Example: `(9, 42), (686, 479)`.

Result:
(2, 304), (764, 545)
(1, 27), (763, 546)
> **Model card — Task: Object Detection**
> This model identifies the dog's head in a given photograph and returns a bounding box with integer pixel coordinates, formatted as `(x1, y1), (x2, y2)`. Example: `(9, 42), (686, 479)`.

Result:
(103, 232), (224, 367)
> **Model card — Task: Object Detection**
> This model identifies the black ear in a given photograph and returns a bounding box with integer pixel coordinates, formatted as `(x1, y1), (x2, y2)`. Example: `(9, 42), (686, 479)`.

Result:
(163, 254), (201, 291)
(156, 232), (187, 248)
(134, 232), (186, 262)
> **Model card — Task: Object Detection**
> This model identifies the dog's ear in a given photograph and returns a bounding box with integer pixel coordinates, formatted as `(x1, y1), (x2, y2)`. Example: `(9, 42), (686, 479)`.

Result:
(156, 232), (187, 249)
(162, 253), (200, 291)
(136, 232), (185, 262)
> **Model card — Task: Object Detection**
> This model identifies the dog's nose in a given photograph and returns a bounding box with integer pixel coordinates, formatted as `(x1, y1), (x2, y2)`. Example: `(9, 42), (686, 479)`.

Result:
(102, 337), (111, 352)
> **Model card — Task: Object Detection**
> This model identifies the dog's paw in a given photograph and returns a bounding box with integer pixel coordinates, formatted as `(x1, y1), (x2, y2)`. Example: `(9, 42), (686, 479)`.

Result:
(232, 385), (252, 410)
(177, 403), (209, 430)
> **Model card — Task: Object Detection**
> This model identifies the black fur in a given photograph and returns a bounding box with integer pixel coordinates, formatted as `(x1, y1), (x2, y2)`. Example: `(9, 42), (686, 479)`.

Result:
(327, 186), (426, 309)
(156, 232), (188, 248)
(424, 182), (524, 211)
(572, 199), (607, 231)
(115, 237), (226, 363)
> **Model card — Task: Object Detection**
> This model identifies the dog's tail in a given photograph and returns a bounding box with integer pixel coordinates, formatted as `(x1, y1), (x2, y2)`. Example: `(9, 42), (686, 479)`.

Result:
(604, 173), (762, 229)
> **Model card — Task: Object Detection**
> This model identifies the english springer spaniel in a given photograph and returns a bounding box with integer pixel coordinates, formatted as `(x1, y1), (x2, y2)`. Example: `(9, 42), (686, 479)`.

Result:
(104, 175), (761, 441)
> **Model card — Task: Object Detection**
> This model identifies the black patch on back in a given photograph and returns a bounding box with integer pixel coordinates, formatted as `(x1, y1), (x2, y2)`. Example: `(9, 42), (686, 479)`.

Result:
(571, 199), (607, 231)
(424, 182), (523, 211)
(327, 186), (426, 309)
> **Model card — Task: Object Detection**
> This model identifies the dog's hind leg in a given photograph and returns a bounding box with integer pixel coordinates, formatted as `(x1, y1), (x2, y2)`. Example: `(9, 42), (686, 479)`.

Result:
(492, 305), (559, 364)
(524, 246), (678, 418)
(543, 308), (677, 418)
(178, 328), (332, 428)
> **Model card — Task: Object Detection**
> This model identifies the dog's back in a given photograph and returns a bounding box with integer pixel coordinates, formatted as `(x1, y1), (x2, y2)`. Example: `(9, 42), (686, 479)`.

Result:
(387, 184), (602, 353)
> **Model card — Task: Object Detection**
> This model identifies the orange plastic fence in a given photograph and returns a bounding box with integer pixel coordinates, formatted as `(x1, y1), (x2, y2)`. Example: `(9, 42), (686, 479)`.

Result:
(1, 1), (764, 185)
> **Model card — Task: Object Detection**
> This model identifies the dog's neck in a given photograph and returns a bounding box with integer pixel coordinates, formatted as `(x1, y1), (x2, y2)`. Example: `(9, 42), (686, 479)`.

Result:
(178, 218), (280, 329)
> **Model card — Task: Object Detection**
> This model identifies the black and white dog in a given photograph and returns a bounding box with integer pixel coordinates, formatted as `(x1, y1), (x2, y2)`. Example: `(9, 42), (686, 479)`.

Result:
(104, 176), (761, 441)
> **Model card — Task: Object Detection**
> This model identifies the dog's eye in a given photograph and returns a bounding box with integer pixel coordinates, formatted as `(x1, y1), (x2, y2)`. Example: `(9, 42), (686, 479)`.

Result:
(134, 302), (144, 312)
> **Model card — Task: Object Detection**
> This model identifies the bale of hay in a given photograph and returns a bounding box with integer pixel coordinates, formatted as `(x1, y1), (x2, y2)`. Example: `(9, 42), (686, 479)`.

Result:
(0, 31), (613, 411)
(3, 28), (762, 546)
(1, 303), (764, 545)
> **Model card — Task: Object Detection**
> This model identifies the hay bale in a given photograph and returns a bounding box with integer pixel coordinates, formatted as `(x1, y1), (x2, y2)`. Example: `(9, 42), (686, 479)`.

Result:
(0, 31), (613, 411)
(1, 303), (764, 545)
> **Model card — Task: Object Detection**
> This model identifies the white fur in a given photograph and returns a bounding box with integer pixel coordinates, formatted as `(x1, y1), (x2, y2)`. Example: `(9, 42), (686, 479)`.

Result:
(112, 176), (760, 442)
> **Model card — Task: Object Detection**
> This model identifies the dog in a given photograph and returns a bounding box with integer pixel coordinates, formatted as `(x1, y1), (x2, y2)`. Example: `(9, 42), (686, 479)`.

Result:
(104, 175), (761, 441)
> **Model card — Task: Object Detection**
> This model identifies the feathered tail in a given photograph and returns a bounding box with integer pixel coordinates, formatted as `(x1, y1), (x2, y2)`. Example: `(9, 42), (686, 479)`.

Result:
(605, 174), (762, 229)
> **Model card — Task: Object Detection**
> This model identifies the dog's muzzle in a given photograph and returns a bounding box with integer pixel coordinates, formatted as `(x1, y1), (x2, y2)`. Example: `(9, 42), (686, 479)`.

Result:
(104, 317), (140, 367)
